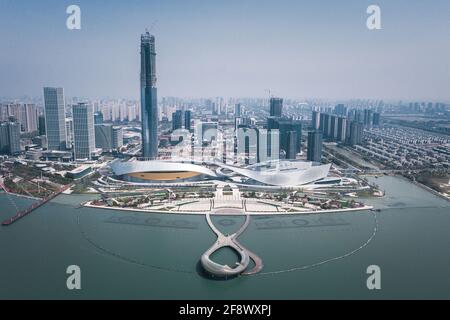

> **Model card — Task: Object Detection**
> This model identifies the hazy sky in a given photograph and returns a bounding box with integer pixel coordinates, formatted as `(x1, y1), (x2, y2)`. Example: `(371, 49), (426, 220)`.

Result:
(0, 0), (449, 100)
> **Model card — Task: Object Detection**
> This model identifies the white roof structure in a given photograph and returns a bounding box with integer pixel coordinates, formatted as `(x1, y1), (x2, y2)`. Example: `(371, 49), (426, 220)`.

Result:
(110, 160), (331, 187)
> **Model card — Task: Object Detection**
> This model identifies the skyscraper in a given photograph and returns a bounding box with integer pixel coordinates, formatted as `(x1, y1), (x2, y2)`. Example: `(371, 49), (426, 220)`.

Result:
(184, 110), (192, 132)
(334, 104), (347, 116)
(337, 117), (347, 142)
(43, 87), (66, 150)
(94, 112), (104, 125)
(307, 130), (323, 162)
(349, 121), (363, 146)
(234, 103), (242, 117)
(21, 104), (37, 133)
(269, 97), (283, 117)
(312, 110), (321, 130)
(65, 118), (73, 149)
(38, 115), (46, 136)
(285, 131), (297, 160)
(112, 126), (123, 149)
(140, 31), (158, 159)
(172, 110), (183, 131)
(73, 103), (95, 160)
(0, 121), (20, 155)
(95, 124), (112, 151)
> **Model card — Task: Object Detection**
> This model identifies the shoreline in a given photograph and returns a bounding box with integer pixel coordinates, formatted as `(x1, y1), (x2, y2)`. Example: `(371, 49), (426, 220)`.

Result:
(0, 190), (41, 201)
(391, 175), (450, 202)
(83, 201), (374, 216)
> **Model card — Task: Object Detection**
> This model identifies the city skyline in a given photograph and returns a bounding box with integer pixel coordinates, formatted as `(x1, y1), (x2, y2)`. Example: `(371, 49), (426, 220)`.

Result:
(1, 0), (450, 100)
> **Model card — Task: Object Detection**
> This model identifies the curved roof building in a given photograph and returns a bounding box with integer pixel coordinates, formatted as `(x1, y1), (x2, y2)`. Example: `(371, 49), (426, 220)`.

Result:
(110, 159), (332, 187)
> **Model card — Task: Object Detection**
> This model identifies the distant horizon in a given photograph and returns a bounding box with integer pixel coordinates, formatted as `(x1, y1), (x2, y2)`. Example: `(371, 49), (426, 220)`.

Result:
(1, 94), (449, 104)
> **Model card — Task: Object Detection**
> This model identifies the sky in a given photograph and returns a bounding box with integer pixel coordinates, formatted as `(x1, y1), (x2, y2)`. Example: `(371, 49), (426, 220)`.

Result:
(0, 0), (449, 100)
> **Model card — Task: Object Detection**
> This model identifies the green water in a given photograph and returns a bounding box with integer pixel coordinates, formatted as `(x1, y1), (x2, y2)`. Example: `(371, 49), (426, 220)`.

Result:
(1, 175), (450, 299)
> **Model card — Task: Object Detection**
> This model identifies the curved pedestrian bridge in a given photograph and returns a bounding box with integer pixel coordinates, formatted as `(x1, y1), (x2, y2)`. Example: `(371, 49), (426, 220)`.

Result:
(200, 211), (263, 278)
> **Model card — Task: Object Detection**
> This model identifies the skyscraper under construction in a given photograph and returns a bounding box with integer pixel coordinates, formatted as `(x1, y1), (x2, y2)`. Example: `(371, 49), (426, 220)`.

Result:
(140, 31), (158, 159)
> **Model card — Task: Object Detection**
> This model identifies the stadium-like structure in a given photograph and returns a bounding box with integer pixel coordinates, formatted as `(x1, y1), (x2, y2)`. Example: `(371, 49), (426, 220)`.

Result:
(109, 159), (337, 187)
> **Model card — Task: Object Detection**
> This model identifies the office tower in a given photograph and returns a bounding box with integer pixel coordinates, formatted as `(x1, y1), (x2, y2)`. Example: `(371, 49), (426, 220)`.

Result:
(43, 87), (67, 150)
(291, 120), (302, 153)
(112, 126), (123, 149)
(172, 110), (183, 131)
(0, 123), (9, 154)
(334, 104), (347, 116)
(307, 131), (323, 162)
(312, 111), (321, 130)
(0, 121), (21, 155)
(267, 118), (302, 155)
(140, 31), (158, 159)
(267, 116), (278, 130)
(38, 115), (46, 136)
(8, 121), (21, 155)
(95, 124), (113, 151)
(95, 124), (123, 151)
(269, 97), (283, 117)
(94, 112), (104, 124)
(234, 103), (242, 117)
(22, 104), (38, 133)
(373, 112), (381, 126)
(73, 103), (95, 160)
(65, 118), (73, 149)
(337, 117), (347, 142)
(184, 110), (192, 131)
(349, 121), (363, 146)
(285, 131), (297, 160)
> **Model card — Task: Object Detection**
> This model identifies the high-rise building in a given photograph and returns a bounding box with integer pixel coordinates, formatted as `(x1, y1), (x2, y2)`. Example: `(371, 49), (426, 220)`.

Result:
(269, 97), (283, 117)
(65, 118), (73, 149)
(349, 121), (363, 146)
(321, 113), (331, 138)
(373, 112), (381, 126)
(172, 110), (183, 131)
(112, 126), (123, 149)
(95, 124), (112, 151)
(312, 111), (321, 130)
(363, 109), (373, 127)
(44, 87), (66, 150)
(329, 115), (338, 140)
(38, 115), (46, 136)
(95, 124), (123, 151)
(0, 121), (21, 155)
(234, 103), (242, 117)
(184, 110), (192, 131)
(337, 117), (347, 142)
(140, 31), (158, 159)
(22, 104), (38, 133)
(334, 104), (347, 116)
(73, 103), (95, 160)
(0, 123), (9, 154)
(267, 118), (302, 155)
(285, 131), (297, 160)
(94, 112), (104, 125)
(307, 130), (323, 162)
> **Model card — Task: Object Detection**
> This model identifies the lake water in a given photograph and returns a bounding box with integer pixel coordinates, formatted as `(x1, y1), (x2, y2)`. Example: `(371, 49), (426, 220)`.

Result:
(1, 175), (450, 299)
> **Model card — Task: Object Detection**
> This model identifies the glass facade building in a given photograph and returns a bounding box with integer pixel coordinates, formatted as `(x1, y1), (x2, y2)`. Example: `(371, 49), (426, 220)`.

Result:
(140, 31), (158, 159)
(43, 87), (66, 150)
